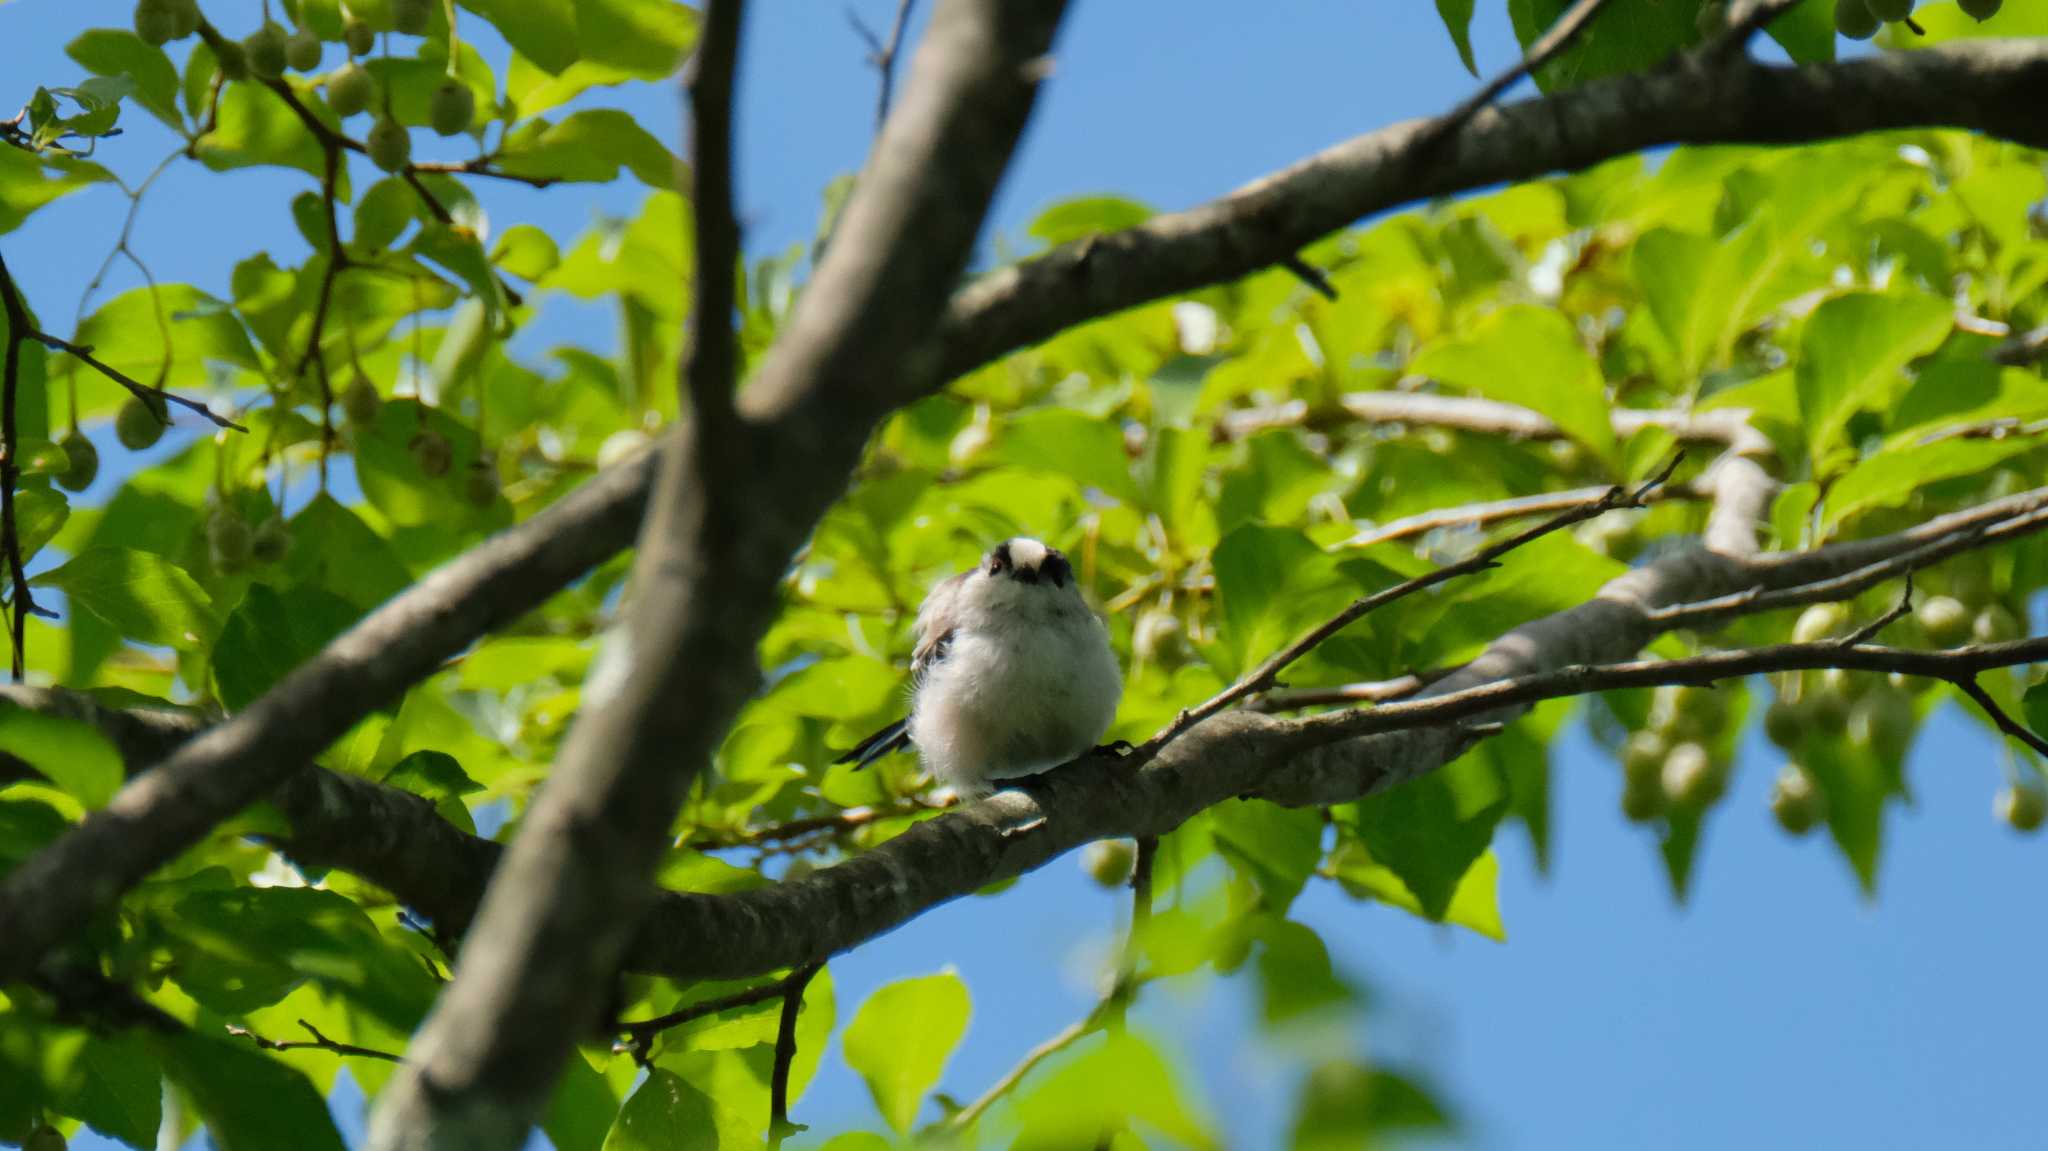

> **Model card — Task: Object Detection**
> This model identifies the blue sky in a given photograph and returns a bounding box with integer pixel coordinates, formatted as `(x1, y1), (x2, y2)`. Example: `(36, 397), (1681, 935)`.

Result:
(4, 2), (2043, 1149)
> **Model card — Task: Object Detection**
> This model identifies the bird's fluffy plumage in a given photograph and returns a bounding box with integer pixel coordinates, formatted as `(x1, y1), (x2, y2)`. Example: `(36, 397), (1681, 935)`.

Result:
(836, 537), (1122, 797)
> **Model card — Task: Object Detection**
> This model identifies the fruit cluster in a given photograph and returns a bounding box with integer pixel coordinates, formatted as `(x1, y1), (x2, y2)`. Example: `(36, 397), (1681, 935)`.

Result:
(1834, 0), (2001, 40)
(135, 0), (477, 176)
(1619, 684), (1734, 823)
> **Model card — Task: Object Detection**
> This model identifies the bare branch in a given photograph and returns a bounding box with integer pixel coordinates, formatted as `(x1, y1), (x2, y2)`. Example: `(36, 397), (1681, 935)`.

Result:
(227, 1019), (402, 1063)
(368, 3), (1070, 1144)
(1143, 454), (1680, 754)
(850, 0), (920, 129)
(1993, 323), (2048, 367)
(25, 330), (246, 431)
(613, 966), (815, 1063)
(682, 0), (743, 426)
(1417, 0), (1618, 154)
(767, 962), (823, 1149)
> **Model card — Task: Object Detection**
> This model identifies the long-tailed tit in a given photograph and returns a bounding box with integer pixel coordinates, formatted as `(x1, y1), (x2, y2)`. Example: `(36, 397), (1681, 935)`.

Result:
(836, 537), (1123, 798)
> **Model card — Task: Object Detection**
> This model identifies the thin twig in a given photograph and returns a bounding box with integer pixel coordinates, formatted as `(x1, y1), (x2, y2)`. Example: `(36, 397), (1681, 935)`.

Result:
(1413, 0), (1619, 155)
(849, 0), (918, 129)
(766, 961), (823, 1150)
(226, 1019), (402, 1062)
(0, 250), (35, 679)
(1278, 254), (1339, 301)
(1248, 668), (1455, 712)
(681, 0), (744, 425)
(1344, 482), (1703, 551)
(1838, 575), (1914, 647)
(1144, 453), (1681, 754)
(1992, 324), (2048, 368)
(1954, 677), (2048, 759)
(26, 330), (245, 431)
(614, 962), (816, 1062)
(1296, 635), (2048, 753)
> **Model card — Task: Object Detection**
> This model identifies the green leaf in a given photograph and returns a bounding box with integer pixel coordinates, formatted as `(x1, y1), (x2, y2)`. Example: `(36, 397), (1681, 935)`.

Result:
(1291, 1062), (1451, 1151)
(1794, 291), (1954, 467)
(496, 110), (681, 189)
(1211, 799), (1321, 913)
(281, 494), (415, 610)
(1761, 0), (1837, 64)
(0, 701), (125, 809)
(1012, 1032), (1214, 1151)
(602, 1069), (755, 1151)
(15, 487), (69, 564)
(1028, 195), (1153, 248)
(65, 29), (181, 129)
(149, 1030), (346, 1151)
(32, 546), (218, 649)
(1434, 0), (1479, 74)
(0, 143), (112, 234)
(212, 584), (365, 712)
(1823, 437), (2041, 536)
(1508, 0), (1695, 91)
(1251, 918), (1356, 1025)
(162, 886), (435, 1028)
(544, 1049), (623, 1151)
(842, 971), (971, 1134)
(2025, 682), (2048, 740)
(994, 408), (1142, 506)
(1342, 754), (1507, 921)
(191, 80), (330, 178)
(492, 223), (562, 280)
(73, 283), (260, 412)
(1409, 306), (1618, 468)
(1208, 523), (1357, 681)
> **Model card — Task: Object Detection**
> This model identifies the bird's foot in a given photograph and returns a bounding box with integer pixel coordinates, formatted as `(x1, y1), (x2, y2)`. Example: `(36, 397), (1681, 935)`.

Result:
(1088, 739), (1136, 759)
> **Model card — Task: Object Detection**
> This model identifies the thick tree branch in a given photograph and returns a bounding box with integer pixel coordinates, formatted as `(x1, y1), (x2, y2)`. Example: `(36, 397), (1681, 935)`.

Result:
(1, 23), (2041, 1007)
(368, 3), (1068, 1145)
(931, 39), (2048, 389)
(0, 448), (660, 982)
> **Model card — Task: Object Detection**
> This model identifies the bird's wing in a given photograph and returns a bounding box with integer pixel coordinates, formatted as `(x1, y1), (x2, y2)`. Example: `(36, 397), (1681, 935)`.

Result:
(910, 570), (968, 684)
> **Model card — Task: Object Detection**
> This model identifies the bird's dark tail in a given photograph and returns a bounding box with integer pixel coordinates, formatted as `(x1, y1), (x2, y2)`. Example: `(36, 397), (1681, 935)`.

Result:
(834, 719), (911, 769)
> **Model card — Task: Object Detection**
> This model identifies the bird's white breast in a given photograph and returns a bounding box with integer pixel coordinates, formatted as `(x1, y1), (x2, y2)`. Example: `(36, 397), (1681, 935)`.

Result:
(907, 584), (1121, 797)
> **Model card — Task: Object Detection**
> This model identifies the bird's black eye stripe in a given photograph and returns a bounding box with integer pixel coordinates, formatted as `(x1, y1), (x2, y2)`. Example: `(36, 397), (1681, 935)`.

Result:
(987, 541), (1012, 576)
(1044, 551), (1071, 588)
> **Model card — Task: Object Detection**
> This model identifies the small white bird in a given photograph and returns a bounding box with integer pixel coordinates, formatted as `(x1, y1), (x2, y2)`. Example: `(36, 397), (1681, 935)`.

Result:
(836, 537), (1124, 798)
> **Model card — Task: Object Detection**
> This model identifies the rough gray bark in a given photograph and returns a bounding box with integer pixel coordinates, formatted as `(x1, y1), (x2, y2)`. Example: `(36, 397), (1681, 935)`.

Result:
(367, 2), (1070, 1146)
(1, 34), (2040, 989)
(17, 479), (2045, 995)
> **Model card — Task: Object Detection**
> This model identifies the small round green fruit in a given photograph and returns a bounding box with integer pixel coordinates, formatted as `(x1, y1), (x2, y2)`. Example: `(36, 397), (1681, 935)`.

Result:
(1864, 0), (1913, 21)
(166, 0), (200, 39)
(24, 1125), (66, 1151)
(1082, 840), (1136, 889)
(208, 510), (254, 571)
(393, 0), (433, 35)
(343, 15), (376, 55)
(252, 516), (289, 564)
(410, 430), (452, 477)
(341, 374), (381, 426)
(1621, 775), (1666, 823)
(1835, 0), (1881, 38)
(1793, 602), (1851, 645)
(326, 63), (374, 118)
(1958, 0), (2002, 18)
(1996, 783), (2046, 832)
(1621, 730), (1668, 786)
(366, 116), (411, 172)
(1771, 763), (1825, 836)
(287, 24), (324, 71)
(1847, 688), (1914, 762)
(1916, 594), (1972, 647)
(462, 460), (498, 508)
(429, 79), (475, 136)
(245, 22), (289, 80)
(1973, 603), (2023, 645)
(1660, 741), (1724, 808)
(56, 431), (99, 492)
(1133, 608), (1189, 670)
(135, 0), (178, 45)
(213, 38), (249, 81)
(115, 395), (168, 450)
(1763, 698), (1806, 750)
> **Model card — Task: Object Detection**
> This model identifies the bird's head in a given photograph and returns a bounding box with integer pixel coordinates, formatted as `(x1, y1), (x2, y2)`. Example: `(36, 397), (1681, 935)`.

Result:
(982, 537), (1072, 590)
